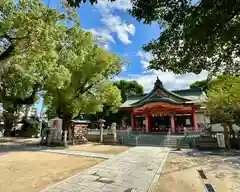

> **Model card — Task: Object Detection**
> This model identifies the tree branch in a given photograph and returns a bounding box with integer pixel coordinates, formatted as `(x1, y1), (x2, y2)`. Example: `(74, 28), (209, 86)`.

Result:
(0, 45), (14, 61)
(3, 84), (40, 105)
(0, 32), (29, 61)
(74, 82), (95, 100)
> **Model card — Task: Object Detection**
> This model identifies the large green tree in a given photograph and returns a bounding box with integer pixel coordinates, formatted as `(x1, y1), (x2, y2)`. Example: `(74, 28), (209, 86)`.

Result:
(206, 75), (240, 148)
(94, 80), (144, 126)
(44, 20), (124, 131)
(0, 0), (73, 135)
(130, 0), (240, 75)
(113, 80), (144, 103)
(207, 75), (240, 123)
(190, 79), (209, 90)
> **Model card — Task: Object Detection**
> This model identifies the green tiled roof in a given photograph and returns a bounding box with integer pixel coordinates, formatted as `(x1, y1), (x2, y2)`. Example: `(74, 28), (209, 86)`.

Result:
(120, 78), (207, 108)
(120, 98), (140, 108)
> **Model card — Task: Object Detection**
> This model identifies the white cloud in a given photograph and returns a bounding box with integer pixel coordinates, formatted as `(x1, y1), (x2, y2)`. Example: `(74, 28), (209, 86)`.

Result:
(102, 43), (110, 50)
(101, 15), (135, 45)
(122, 65), (128, 72)
(114, 50), (209, 92)
(86, 28), (113, 50)
(116, 70), (208, 93)
(137, 51), (153, 70)
(96, 0), (132, 14)
(94, 0), (135, 45)
(87, 28), (115, 43)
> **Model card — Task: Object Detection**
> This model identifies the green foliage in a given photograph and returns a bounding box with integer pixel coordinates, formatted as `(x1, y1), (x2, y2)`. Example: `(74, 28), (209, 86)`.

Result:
(206, 75), (240, 123)
(0, 0), (69, 134)
(44, 17), (125, 127)
(66, 0), (115, 7)
(1, 0), (125, 133)
(18, 116), (40, 137)
(190, 80), (209, 90)
(130, 0), (240, 75)
(113, 80), (144, 102)
(94, 80), (143, 125)
(45, 106), (57, 120)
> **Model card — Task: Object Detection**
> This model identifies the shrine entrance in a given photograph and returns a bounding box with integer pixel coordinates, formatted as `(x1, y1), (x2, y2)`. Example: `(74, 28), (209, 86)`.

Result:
(151, 114), (171, 132)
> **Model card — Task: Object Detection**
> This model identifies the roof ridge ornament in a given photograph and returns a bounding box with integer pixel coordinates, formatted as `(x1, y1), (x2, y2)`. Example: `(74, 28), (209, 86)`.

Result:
(154, 76), (163, 88)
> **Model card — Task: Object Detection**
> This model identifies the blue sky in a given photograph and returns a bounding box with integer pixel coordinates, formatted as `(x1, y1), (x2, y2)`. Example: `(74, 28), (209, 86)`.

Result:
(41, 0), (207, 92)
(35, 0), (208, 115)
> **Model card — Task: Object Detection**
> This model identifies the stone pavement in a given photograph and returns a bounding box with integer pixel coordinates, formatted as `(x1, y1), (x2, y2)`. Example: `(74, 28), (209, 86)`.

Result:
(41, 146), (169, 192)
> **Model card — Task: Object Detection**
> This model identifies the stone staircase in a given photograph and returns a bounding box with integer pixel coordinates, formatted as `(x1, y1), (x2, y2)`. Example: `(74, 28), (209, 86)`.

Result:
(195, 136), (218, 150)
(119, 134), (189, 148)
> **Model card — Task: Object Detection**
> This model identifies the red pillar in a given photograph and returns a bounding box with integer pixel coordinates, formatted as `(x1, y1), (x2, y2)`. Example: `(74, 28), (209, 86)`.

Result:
(170, 114), (175, 132)
(192, 107), (198, 131)
(131, 110), (135, 130)
(145, 113), (148, 133)
(145, 112), (151, 133)
(148, 113), (152, 133)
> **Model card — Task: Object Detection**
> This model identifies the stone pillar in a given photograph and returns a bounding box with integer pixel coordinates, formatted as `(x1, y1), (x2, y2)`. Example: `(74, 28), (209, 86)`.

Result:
(170, 114), (175, 133)
(131, 110), (135, 130)
(192, 107), (198, 131)
(100, 123), (103, 143)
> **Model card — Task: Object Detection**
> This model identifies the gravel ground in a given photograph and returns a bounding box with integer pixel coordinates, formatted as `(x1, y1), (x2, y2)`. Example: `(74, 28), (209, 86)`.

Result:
(0, 151), (103, 192)
(155, 149), (233, 192)
(67, 142), (130, 154)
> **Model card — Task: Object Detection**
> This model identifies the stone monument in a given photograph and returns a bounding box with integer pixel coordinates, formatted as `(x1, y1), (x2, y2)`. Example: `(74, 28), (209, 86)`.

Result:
(98, 119), (105, 143)
(40, 117), (63, 146)
(103, 122), (118, 144)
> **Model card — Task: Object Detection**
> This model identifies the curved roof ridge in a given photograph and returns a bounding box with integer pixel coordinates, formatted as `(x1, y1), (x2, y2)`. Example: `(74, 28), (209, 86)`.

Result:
(131, 77), (190, 106)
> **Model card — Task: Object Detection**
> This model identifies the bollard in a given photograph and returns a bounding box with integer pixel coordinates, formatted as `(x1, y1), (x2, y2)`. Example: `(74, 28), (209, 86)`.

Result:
(176, 138), (181, 150)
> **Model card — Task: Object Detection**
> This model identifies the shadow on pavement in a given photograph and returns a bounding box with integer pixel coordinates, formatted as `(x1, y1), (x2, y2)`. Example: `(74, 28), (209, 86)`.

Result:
(172, 149), (240, 158)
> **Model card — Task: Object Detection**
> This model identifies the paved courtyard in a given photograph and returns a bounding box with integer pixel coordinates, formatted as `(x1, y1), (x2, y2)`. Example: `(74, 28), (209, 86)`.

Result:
(41, 146), (169, 192)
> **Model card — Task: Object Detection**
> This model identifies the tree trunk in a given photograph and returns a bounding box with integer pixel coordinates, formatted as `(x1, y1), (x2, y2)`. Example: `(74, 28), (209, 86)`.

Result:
(64, 130), (68, 147)
(62, 113), (72, 146)
(3, 118), (13, 137)
(223, 124), (231, 149)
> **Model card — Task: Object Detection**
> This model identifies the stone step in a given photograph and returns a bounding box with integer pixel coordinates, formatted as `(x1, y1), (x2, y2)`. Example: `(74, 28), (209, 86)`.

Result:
(122, 136), (190, 148)
(137, 141), (188, 145)
(138, 140), (188, 145)
(137, 143), (189, 148)
(123, 141), (189, 148)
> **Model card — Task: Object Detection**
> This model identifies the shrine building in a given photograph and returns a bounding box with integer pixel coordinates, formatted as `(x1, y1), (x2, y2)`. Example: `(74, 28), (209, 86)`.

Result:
(120, 77), (209, 133)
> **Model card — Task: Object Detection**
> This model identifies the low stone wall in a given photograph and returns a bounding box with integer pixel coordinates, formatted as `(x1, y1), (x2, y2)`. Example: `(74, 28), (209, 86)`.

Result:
(87, 129), (107, 142)
(103, 134), (118, 145)
(87, 129), (118, 144)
